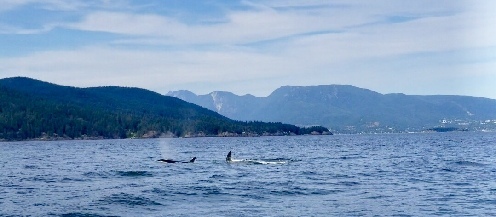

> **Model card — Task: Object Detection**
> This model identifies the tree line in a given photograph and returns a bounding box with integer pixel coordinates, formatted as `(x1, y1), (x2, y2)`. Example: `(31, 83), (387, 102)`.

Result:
(0, 84), (330, 141)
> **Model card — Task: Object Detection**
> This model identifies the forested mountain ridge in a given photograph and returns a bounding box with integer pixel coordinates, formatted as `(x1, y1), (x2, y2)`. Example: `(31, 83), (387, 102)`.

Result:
(168, 85), (496, 133)
(0, 77), (329, 141)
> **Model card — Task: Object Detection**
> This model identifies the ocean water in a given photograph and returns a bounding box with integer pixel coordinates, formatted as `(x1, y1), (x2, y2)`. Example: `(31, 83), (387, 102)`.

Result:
(1, 132), (496, 216)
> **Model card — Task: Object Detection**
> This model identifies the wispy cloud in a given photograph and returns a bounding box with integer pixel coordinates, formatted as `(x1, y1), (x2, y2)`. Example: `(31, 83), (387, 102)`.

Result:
(65, 7), (354, 45)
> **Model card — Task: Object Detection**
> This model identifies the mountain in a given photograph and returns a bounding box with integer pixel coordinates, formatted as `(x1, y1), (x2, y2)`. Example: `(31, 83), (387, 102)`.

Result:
(167, 90), (261, 120)
(167, 85), (496, 133)
(0, 77), (329, 141)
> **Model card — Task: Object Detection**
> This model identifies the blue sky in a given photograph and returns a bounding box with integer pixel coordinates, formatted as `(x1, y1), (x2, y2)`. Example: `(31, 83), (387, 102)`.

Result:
(1, 0), (495, 99)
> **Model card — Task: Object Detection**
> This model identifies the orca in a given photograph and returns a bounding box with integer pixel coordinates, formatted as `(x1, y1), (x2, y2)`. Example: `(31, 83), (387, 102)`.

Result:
(158, 157), (196, 163)
(226, 151), (253, 163)
(226, 151), (289, 165)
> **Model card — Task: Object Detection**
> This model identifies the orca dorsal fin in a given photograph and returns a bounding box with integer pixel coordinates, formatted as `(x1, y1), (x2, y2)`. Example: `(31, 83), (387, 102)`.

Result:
(189, 157), (197, 163)
(226, 151), (232, 162)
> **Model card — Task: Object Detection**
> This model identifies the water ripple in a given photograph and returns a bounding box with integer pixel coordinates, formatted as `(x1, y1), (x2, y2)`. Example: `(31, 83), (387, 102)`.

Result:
(97, 193), (162, 207)
(1, 133), (496, 216)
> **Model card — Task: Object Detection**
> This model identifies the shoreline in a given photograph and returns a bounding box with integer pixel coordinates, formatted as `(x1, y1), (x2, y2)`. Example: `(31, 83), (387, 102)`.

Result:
(0, 131), (333, 142)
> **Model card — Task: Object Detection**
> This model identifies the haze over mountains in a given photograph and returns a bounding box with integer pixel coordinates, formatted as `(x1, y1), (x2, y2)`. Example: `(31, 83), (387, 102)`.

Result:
(167, 85), (496, 133)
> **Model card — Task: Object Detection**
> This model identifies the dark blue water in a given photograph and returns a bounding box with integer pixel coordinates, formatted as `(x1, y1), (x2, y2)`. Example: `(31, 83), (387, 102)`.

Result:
(1, 132), (496, 216)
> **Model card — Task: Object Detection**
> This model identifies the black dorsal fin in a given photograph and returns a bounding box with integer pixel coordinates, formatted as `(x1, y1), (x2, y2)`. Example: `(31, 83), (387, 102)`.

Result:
(226, 151), (232, 162)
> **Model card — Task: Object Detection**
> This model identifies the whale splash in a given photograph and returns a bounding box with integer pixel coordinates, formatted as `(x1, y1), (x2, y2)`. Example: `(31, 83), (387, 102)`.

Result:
(225, 151), (289, 165)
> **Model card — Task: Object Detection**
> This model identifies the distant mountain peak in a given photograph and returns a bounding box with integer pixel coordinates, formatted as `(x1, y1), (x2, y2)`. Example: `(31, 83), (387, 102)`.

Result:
(270, 85), (380, 97)
(165, 84), (496, 133)
(167, 90), (197, 97)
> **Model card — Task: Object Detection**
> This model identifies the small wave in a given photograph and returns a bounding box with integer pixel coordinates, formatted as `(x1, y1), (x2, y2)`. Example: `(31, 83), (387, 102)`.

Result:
(240, 193), (266, 200)
(339, 156), (365, 160)
(60, 212), (119, 217)
(364, 195), (392, 200)
(441, 168), (455, 172)
(337, 181), (361, 186)
(452, 182), (471, 186)
(270, 189), (307, 196)
(83, 171), (110, 179)
(269, 186), (339, 196)
(145, 187), (173, 196)
(114, 170), (153, 177)
(302, 171), (318, 176)
(33, 203), (49, 207)
(60, 177), (88, 182)
(98, 193), (162, 207)
(452, 160), (486, 167)
(209, 174), (226, 179)
(190, 186), (225, 196)
(20, 176), (57, 183)
(23, 165), (38, 169)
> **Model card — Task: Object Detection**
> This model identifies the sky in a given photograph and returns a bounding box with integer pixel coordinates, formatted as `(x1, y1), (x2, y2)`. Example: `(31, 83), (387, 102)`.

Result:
(0, 0), (495, 99)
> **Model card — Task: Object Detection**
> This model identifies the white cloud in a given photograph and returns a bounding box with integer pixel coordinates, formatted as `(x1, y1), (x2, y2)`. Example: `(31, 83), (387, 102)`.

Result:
(68, 11), (186, 36)
(65, 4), (372, 45)
(0, 46), (290, 93)
(62, 0), (496, 54)
(0, 0), (35, 11)
(0, 22), (57, 34)
(0, 0), (87, 11)
(1, 0), (496, 99)
(0, 0), (132, 34)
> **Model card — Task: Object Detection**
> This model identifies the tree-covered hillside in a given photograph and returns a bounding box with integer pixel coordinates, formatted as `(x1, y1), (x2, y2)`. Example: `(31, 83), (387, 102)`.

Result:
(0, 77), (330, 141)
